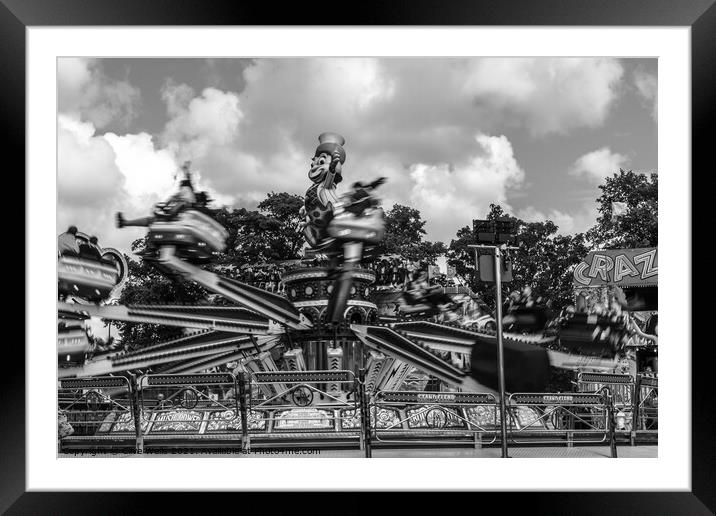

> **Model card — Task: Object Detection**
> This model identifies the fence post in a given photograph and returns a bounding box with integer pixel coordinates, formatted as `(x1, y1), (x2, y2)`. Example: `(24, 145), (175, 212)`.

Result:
(631, 374), (641, 446)
(237, 372), (250, 453)
(358, 368), (372, 458)
(604, 387), (617, 458)
(130, 374), (144, 455)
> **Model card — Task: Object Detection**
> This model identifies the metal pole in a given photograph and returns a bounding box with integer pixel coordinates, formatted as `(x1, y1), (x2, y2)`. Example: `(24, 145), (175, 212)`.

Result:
(494, 246), (509, 458)
(631, 374), (641, 446)
(358, 368), (372, 458)
(238, 372), (249, 453)
(130, 375), (144, 455)
(605, 387), (618, 458)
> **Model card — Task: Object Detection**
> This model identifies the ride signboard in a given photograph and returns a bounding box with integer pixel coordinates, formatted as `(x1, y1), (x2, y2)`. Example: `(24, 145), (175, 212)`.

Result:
(573, 247), (657, 288)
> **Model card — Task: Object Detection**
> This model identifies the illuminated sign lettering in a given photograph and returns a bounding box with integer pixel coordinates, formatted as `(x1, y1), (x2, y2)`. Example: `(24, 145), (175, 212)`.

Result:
(573, 248), (657, 287)
(416, 393), (457, 403)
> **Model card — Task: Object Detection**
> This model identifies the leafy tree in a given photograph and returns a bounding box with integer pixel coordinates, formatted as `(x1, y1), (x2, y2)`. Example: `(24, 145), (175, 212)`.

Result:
(585, 169), (658, 249)
(446, 225), (479, 290)
(447, 204), (588, 311)
(215, 192), (305, 265)
(377, 204), (446, 265)
(511, 223), (589, 310)
(257, 192), (306, 259)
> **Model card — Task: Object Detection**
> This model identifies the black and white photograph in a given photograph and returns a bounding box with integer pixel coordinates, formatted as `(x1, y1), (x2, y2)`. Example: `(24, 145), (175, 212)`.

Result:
(8, 9), (708, 507)
(55, 56), (660, 459)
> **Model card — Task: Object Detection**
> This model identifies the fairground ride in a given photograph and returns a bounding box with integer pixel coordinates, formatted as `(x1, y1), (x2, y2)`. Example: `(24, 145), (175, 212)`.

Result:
(56, 134), (656, 451)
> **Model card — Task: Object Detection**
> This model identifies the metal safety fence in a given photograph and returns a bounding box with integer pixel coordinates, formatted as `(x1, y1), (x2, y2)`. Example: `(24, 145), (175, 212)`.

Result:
(506, 393), (612, 450)
(57, 370), (651, 455)
(576, 372), (634, 405)
(58, 376), (138, 452)
(244, 370), (362, 450)
(634, 374), (658, 436)
(137, 372), (242, 451)
(370, 390), (498, 447)
(576, 372), (637, 444)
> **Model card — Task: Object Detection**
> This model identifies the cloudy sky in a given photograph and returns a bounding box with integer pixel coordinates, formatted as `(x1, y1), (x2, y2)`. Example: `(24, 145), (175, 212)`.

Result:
(58, 57), (657, 254)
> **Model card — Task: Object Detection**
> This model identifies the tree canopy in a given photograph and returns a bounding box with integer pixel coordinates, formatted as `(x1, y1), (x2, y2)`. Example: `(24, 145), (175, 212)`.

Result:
(376, 204), (446, 265)
(215, 191), (305, 265)
(447, 169), (657, 311)
(585, 169), (658, 249)
(447, 205), (590, 310)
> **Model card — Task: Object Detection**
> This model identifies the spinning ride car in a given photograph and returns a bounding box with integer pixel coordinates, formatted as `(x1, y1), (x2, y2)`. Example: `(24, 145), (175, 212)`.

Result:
(502, 306), (553, 333)
(398, 285), (454, 317)
(147, 209), (228, 263)
(117, 165), (229, 264)
(57, 231), (124, 303)
(326, 179), (386, 250)
(459, 312), (497, 332)
(553, 312), (629, 358)
(395, 268), (460, 319)
(57, 323), (91, 366)
(323, 179), (386, 323)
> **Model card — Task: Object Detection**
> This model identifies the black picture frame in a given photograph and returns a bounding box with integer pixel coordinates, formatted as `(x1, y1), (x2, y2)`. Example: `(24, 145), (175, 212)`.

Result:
(6, 0), (712, 512)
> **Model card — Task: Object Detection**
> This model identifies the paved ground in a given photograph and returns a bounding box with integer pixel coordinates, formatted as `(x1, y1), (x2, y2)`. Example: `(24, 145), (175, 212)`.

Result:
(368, 445), (657, 458)
(236, 445), (657, 458)
(60, 445), (657, 458)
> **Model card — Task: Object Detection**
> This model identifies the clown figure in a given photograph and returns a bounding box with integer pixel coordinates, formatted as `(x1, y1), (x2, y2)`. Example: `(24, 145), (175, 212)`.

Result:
(299, 132), (346, 248)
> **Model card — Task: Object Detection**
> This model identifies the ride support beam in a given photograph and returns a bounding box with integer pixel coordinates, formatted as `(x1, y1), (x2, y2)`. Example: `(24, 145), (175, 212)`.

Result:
(350, 324), (497, 395)
(57, 301), (281, 335)
(158, 246), (311, 330)
(58, 334), (280, 378)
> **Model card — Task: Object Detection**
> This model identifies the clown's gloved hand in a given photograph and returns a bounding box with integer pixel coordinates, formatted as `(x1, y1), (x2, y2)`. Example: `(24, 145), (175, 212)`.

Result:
(329, 149), (342, 173)
(369, 177), (387, 189)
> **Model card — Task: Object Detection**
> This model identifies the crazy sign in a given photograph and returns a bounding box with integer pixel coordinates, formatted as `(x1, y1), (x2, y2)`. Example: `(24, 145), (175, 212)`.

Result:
(573, 247), (657, 287)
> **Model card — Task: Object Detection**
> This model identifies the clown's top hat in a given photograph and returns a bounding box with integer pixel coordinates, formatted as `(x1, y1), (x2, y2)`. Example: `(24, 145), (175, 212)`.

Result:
(315, 132), (346, 163)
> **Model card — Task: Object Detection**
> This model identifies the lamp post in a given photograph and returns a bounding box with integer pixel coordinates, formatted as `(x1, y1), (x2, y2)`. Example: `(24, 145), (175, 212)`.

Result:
(469, 217), (518, 458)
(493, 245), (509, 459)
(470, 243), (513, 458)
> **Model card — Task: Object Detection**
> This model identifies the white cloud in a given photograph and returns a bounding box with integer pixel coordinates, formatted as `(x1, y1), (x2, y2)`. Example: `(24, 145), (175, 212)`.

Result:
(58, 57), (93, 106)
(103, 132), (176, 203)
(57, 115), (140, 250)
(154, 58), (626, 214)
(161, 85), (243, 162)
(461, 58), (624, 136)
(59, 115), (191, 253)
(570, 147), (629, 184)
(634, 69), (657, 120)
(406, 133), (525, 241)
(58, 58), (140, 129)
(58, 115), (125, 207)
(517, 205), (598, 235)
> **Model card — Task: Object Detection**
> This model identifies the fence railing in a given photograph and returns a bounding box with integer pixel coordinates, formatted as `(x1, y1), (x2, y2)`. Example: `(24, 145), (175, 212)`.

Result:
(57, 370), (652, 455)
(370, 390), (498, 447)
(576, 372), (635, 407)
(634, 375), (658, 435)
(245, 370), (361, 450)
(575, 371), (642, 444)
(507, 392), (611, 447)
(137, 373), (242, 449)
(58, 376), (138, 451)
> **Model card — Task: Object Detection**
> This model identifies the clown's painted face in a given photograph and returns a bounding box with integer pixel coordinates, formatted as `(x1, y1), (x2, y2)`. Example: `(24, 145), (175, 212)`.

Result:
(309, 152), (332, 183)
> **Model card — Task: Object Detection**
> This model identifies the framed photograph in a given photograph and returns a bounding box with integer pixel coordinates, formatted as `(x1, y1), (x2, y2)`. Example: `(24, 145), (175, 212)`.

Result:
(8, 0), (711, 511)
